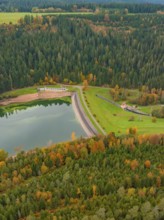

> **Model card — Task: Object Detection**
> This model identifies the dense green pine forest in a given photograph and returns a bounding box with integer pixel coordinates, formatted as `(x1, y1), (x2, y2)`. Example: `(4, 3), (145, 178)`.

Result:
(0, 133), (164, 219)
(0, 13), (164, 93)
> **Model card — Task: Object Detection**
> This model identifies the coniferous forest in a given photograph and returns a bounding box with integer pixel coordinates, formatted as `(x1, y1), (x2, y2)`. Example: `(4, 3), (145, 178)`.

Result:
(0, 11), (164, 93)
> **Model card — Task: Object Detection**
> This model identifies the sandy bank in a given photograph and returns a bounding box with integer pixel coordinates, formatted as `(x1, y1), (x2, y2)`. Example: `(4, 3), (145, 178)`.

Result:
(0, 91), (72, 106)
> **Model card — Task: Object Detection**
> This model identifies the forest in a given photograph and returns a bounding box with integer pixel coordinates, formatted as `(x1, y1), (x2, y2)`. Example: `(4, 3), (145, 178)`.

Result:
(0, 133), (164, 219)
(0, 1), (164, 219)
(0, 12), (164, 93)
(0, 0), (164, 12)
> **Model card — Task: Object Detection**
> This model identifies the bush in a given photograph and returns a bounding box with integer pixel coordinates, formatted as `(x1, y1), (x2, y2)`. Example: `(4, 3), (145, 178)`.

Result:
(127, 127), (137, 135)
(152, 107), (164, 118)
(128, 116), (135, 121)
(152, 117), (157, 123)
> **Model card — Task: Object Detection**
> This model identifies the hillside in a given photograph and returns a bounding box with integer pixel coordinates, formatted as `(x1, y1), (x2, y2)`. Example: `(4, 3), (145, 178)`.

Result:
(0, 133), (164, 219)
(0, 13), (164, 93)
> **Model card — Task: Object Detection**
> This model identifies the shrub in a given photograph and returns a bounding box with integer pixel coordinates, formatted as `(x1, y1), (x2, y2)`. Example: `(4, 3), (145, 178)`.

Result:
(130, 159), (139, 170)
(152, 107), (164, 118)
(128, 116), (135, 121)
(152, 117), (157, 123)
(127, 127), (137, 135)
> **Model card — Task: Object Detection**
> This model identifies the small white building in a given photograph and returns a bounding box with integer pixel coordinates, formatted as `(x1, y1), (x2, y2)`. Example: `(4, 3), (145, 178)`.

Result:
(38, 87), (68, 92)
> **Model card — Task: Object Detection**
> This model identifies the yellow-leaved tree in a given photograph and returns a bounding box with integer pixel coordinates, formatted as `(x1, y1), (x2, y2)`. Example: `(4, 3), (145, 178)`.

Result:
(0, 149), (8, 162)
(71, 132), (76, 141)
(41, 163), (49, 174)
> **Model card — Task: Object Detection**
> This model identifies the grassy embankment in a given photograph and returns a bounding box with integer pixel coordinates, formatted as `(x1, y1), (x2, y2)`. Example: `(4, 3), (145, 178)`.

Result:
(1, 85), (163, 135)
(83, 87), (164, 135)
(0, 86), (37, 98)
(0, 85), (62, 99)
(0, 12), (93, 24)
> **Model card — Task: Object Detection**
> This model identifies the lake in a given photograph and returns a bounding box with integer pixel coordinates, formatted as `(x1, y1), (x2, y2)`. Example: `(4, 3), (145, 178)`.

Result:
(0, 101), (86, 155)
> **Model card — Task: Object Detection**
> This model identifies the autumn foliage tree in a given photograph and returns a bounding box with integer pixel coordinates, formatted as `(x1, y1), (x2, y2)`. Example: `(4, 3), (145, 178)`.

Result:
(0, 149), (8, 162)
(83, 79), (88, 91)
(0, 132), (163, 219)
(130, 160), (139, 170)
(144, 160), (151, 169)
(127, 127), (137, 135)
(41, 163), (49, 174)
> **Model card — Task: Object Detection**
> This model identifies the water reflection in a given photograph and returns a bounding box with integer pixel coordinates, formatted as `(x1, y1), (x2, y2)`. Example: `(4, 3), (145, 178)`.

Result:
(0, 99), (70, 118)
(0, 100), (85, 155)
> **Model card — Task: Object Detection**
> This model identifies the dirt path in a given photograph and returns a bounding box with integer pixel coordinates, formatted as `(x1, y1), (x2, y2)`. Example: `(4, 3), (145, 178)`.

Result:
(0, 91), (72, 106)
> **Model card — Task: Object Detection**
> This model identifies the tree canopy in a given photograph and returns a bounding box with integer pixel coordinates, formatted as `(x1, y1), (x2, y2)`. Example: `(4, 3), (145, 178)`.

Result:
(0, 133), (163, 219)
(0, 13), (164, 93)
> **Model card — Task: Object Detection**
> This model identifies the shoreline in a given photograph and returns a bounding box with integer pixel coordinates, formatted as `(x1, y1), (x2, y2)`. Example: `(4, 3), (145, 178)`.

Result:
(0, 91), (72, 106)
(0, 90), (98, 140)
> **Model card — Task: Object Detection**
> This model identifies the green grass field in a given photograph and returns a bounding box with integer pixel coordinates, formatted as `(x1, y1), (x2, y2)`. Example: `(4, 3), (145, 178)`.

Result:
(84, 87), (164, 135)
(0, 87), (37, 98)
(0, 12), (93, 24)
(0, 85), (64, 98)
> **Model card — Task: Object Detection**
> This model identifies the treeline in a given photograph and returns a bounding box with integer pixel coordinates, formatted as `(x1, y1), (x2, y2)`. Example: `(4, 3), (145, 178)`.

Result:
(152, 106), (164, 118)
(100, 2), (164, 14)
(0, 14), (163, 93)
(0, 132), (164, 219)
(132, 86), (164, 106)
(0, 0), (96, 12)
(0, 0), (164, 12)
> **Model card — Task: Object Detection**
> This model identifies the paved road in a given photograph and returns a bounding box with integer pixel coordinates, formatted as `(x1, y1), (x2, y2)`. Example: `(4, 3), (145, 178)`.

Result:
(72, 93), (98, 137)
(77, 86), (106, 135)
(60, 84), (106, 135)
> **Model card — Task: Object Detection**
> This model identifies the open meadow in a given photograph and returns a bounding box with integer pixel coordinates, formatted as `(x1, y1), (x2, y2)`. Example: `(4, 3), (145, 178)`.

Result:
(83, 87), (164, 135)
(0, 12), (93, 24)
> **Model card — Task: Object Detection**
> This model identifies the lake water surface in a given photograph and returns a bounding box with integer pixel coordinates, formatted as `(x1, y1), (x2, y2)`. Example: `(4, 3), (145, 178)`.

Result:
(0, 101), (86, 155)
